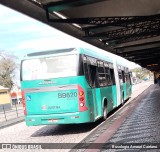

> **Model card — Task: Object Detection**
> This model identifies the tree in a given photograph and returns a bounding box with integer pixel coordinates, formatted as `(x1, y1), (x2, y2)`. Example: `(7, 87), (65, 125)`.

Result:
(131, 67), (151, 80)
(0, 52), (17, 90)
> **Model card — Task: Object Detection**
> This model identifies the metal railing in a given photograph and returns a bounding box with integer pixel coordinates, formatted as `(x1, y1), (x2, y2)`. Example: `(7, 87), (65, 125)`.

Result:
(0, 102), (24, 123)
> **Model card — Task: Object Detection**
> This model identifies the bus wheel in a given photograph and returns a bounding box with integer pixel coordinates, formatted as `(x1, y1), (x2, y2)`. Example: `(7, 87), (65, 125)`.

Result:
(103, 105), (108, 121)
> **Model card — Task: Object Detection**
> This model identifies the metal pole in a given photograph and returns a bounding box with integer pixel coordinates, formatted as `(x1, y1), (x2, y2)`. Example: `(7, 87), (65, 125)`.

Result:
(154, 72), (156, 84)
(2, 105), (7, 121)
(15, 102), (19, 118)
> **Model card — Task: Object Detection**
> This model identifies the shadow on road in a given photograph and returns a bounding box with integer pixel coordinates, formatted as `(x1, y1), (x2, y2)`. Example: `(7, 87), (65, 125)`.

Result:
(31, 119), (103, 137)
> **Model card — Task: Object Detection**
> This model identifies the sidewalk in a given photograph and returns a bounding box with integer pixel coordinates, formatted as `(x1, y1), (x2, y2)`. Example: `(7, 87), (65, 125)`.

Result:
(85, 84), (154, 152)
(0, 116), (24, 129)
(0, 105), (24, 129)
(70, 81), (153, 152)
(99, 84), (160, 151)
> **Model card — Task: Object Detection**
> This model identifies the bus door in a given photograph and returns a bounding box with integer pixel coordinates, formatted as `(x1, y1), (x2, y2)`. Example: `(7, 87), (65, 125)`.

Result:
(122, 70), (126, 100)
(83, 56), (98, 118)
(88, 64), (99, 117)
(110, 68), (117, 107)
(129, 72), (132, 95)
(118, 69), (124, 103)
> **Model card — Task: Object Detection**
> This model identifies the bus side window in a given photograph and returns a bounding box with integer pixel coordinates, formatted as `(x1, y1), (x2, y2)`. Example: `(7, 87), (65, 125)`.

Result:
(83, 56), (91, 86)
(118, 70), (123, 84)
(127, 74), (129, 82)
(122, 70), (125, 83)
(124, 74), (127, 82)
(110, 69), (115, 85)
(83, 55), (98, 88)
(125, 73), (131, 84)
(104, 63), (112, 86)
(89, 64), (98, 88)
(119, 71), (121, 79)
(97, 61), (106, 87)
(129, 72), (132, 84)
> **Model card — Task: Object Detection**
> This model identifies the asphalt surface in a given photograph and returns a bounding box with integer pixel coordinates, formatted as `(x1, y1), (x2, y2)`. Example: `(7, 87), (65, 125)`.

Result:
(0, 81), (153, 152)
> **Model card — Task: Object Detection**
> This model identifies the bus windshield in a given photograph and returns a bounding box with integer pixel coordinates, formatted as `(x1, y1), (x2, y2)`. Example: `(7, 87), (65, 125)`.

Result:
(21, 54), (78, 80)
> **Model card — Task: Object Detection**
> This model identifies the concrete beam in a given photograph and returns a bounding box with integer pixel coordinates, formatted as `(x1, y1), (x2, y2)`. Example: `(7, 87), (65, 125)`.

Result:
(116, 42), (160, 53)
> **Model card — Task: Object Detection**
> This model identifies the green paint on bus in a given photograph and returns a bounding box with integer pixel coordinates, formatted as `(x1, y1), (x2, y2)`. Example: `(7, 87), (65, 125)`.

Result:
(20, 48), (132, 126)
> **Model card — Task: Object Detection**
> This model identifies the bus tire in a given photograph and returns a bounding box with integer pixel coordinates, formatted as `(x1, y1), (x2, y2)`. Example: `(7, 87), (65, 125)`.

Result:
(103, 105), (108, 121)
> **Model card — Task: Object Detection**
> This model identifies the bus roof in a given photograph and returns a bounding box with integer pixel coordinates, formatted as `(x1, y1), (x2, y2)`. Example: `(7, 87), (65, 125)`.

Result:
(26, 48), (75, 57)
(80, 48), (113, 63)
(24, 47), (130, 68)
(24, 47), (113, 63)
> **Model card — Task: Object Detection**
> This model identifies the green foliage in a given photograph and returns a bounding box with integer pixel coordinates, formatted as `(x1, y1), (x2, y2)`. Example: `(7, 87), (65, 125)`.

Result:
(131, 67), (151, 80)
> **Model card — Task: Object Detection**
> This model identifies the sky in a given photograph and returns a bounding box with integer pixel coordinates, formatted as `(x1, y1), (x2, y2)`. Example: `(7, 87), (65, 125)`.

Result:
(0, 4), (140, 69)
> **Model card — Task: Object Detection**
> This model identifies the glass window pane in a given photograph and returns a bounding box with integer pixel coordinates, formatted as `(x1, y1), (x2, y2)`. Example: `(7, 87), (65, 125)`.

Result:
(22, 55), (78, 80)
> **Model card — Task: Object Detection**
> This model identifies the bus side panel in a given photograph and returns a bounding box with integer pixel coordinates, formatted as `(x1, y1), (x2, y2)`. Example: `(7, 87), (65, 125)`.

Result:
(100, 86), (113, 113)
(86, 88), (96, 122)
(95, 88), (102, 118)
(112, 85), (117, 108)
(130, 84), (132, 96)
(123, 83), (127, 100)
(126, 81), (132, 99)
(113, 60), (121, 106)
(128, 82), (132, 97)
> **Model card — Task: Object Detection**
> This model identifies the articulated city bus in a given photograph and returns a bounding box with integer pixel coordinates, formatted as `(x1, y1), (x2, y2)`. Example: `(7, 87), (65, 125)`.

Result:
(20, 48), (132, 126)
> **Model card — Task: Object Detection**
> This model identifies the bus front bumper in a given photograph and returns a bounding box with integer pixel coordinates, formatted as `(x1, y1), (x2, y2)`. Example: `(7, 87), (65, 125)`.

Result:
(25, 111), (91, 126)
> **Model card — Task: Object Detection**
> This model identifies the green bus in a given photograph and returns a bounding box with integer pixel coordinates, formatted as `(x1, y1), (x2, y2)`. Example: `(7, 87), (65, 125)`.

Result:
(20, 48), (132, 126)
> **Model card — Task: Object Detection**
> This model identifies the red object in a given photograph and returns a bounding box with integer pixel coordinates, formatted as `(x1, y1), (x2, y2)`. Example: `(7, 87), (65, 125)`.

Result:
(22, 90), (27, 115)
(18, 91), (22, 97)
(78, 85), (88, 112)
(11, 92), (17, 98)
(11, 91), (22, 98)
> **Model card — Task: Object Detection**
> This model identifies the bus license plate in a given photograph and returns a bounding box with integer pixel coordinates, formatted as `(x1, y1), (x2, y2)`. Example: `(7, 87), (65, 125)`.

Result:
(48, 119), (58, 123)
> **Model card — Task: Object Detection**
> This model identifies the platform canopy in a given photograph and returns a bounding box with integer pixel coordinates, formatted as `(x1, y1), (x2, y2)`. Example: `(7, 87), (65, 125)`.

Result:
(1, 0), (160, 72)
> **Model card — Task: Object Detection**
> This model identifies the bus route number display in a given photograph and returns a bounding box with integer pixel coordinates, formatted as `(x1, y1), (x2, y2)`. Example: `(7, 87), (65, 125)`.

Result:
(58, 92), (77, 99)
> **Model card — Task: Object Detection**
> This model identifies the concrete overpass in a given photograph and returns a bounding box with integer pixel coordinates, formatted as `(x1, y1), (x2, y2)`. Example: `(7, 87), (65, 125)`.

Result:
(1, 0), (160, 78)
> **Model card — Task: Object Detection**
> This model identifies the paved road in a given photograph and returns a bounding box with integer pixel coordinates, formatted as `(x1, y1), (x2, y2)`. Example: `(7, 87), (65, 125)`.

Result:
(0, 81), (153, 152)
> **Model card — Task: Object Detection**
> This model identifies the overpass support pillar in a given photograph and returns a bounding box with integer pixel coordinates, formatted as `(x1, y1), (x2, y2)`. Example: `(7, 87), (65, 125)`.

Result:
(154, 72), (157, 84)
